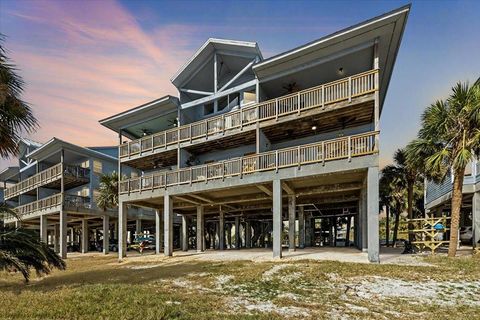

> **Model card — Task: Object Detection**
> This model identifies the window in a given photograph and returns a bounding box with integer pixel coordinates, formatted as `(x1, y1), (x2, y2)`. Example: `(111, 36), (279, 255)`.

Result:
(228, 93), (240, 108)
(203, 103), (214, 116)
(217, 96), (228, 112)
(93, 160), (102, 174)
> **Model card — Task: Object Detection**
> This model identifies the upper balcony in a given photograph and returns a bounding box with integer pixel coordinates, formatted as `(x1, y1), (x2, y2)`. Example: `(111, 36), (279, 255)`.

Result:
(4, 163), (90, 200)
(119, 131), (378, 195)
(118, 69), (377, 165)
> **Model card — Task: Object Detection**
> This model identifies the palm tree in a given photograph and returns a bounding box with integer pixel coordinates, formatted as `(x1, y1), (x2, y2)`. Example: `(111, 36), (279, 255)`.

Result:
(0, 205), (66, 282)
(96, 172), (119, 210)
(0, 34), (38, 158)
(407, 79), (480, 257)
(393, 148), (424, 241)
(380, 163), (407, 246)
(0, 36), (64, 282)
(380, 149), (424, 246)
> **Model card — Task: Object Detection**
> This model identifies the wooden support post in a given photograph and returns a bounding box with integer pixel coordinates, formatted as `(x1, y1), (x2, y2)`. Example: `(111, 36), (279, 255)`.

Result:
(288, 195), (296, 252)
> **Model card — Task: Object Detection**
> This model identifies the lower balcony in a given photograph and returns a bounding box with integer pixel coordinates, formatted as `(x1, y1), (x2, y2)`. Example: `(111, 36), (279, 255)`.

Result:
(120, 131), (378, 194)
(5, 194), (92, 222)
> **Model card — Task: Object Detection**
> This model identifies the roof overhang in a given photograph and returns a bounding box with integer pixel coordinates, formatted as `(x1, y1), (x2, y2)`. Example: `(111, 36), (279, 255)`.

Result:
(171, 38), (263, 88)
(27, 138), (118, 163)
(99, 95), (180, 140)
(0, 167), (19, 183)
(253, 4), (411, 114)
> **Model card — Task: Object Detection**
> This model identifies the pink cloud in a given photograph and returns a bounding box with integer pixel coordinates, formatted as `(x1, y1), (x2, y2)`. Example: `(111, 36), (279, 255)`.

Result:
(0, 0), (200, 168)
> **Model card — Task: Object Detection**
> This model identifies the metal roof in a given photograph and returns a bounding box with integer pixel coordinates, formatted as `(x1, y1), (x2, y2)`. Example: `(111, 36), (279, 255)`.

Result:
(27, 138), (118, 162)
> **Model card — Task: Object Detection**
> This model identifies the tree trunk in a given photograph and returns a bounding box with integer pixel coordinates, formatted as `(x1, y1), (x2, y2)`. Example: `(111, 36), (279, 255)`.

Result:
(407, 182), (414, 242)
(448, 167), (465, 257)
(386, 206), (390, 247)
(392, 208), (401, 248)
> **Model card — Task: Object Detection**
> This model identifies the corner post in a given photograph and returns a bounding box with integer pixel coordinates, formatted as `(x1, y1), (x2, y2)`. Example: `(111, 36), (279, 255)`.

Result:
(367, 166), (380, 263)
(219, 208), (225, 250)
(196, 206), (205, 252)
(273, 179), (282, 258)
(164, 193), (173, 256)
(81, 218), (88, 254)
(298, 206), (305, 249)
(103, 215), (110, 254)
(118, 201), (127, 260)
(40, 215), (48, 243)
(182, 215), (189, 251)
(288, 195), (296, 252)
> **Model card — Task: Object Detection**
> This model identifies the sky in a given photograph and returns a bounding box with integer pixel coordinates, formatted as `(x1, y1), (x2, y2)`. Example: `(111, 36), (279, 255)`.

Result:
(0, 0), (479, 169)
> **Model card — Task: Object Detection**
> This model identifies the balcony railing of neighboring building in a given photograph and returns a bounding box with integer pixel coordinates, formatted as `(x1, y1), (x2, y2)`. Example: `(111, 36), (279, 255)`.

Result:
(63, 194), (92, 210)
(4, 164), (90, 200)
(119, 131), (378, 194)
(8, 193), (63, 220)
(5, 194), (93, 221)
(119, 69), (378, 159)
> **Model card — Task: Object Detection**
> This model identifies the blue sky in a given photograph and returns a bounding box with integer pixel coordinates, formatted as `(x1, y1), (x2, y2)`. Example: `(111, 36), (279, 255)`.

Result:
(1, 0), (479, 168)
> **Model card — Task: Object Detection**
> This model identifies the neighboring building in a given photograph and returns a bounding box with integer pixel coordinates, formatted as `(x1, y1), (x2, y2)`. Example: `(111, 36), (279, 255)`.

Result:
(425, 160), (480, 245)
(100, 5), (410, 263)
(0, 138), (155, 258)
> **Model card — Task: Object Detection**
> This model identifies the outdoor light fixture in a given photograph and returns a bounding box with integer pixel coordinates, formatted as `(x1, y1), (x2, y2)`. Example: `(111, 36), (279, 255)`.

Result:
(337, 67), (344, 75)
(311, 126), (317, 131)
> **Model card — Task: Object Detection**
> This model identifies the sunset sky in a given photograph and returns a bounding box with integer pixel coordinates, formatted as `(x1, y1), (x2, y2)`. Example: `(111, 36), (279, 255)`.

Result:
(0, 0), (479, 169)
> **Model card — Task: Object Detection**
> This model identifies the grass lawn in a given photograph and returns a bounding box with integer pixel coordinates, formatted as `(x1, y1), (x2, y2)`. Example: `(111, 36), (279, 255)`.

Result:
(0, 253), (479, 319)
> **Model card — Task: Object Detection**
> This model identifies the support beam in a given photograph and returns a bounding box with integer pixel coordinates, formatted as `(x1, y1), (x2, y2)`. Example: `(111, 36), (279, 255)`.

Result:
(245, 221), (251, 248)
(234, 216), (240, 249)
(359, 185), (367, 251)
(305, 212), (312, 247)
(182, 215), (188, 251)
(118, 202), (127, 260)
(298, 206), (305, 249)
(175, 195), (200, 205)
(40, 215), (48, 243)
(367, 166), (380, 263)
(473, 191), (480, 246)
(219, 58), (257, 92)
(59, 210), (67, 259)
(219, 209), (225, 250)
(213, 51), (218, 93)
(257, 185), (273, 197)
(288, 195), (296, 252)
(54, 223), (60, 253)
(81, 219), (88, 254)
(135, 219), (142, 237)
(179, 88), (213, 96)
(273, 179), (282, 258)
(155, 209), (162, 254)
(189, 194), (213, 203)
(282, 181), (295, 195)
(373, 39), (380, 149)
(256, 128), (272, 154)
(196, 206), (205, 252)
(103, 215), (110, 254)
(164, 194), (173, 256)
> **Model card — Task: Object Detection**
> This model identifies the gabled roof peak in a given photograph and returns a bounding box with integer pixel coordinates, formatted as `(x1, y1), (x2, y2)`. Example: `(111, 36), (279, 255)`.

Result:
(171, 38), (263, 87)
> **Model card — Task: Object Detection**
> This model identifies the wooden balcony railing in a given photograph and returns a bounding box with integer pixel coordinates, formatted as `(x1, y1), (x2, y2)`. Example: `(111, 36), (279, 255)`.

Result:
(119, 69), (378, 159)
(4, 164), (90, 200)
(119, 131), (378, 194)
(7, 193), (63, 219)
(5, 194), (93, 221)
